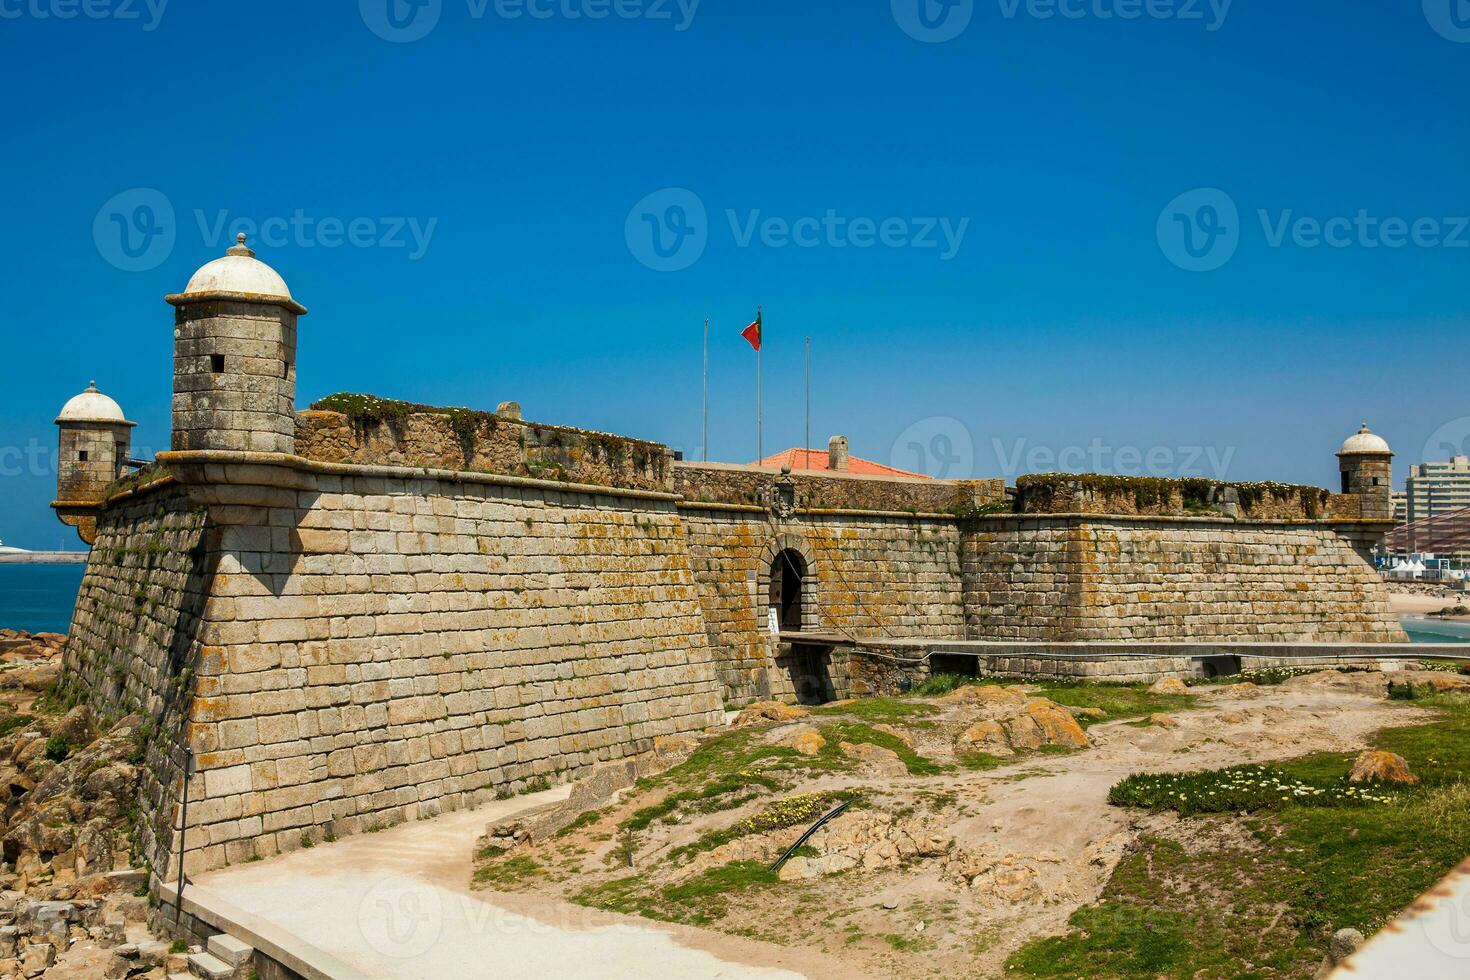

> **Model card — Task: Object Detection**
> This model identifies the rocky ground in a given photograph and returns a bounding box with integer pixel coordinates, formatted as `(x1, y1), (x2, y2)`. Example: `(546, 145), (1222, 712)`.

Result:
(471, 666), (1464, 979)
(0, 631), (180, 980)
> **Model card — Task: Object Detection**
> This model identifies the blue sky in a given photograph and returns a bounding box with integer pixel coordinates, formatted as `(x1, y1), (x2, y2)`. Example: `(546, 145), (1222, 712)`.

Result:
(1, 0), (1467, 547)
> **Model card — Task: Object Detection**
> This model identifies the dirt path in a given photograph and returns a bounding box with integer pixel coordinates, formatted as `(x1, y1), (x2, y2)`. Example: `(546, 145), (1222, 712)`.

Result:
(191, 788), (858, 980)
(495, 674), (1438, 979)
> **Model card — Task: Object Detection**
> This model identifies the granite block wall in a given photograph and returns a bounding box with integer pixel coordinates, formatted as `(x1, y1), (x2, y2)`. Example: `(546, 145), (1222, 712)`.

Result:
(961, 517), (1405, 642)
(62, 469), (726, 876)
(182, 473), (722, 872)
(60, 486), (212, 880)
(678, 507), (965, 702)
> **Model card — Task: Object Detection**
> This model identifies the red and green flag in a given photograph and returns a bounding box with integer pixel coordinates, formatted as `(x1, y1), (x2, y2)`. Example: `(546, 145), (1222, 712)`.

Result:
(741, 311), (762, 351)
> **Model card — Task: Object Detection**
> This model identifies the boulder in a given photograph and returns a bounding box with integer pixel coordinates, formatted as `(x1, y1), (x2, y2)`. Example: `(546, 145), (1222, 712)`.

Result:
(1148, 677), (1192, 695)
(971, 862), (1042, 902)
(943, 685), (1029, 716)
(1348, 751), (1417, 785)
(1003, 699), (1089, 750)
(774, 725), (826, 757)
(838, 741), (907, 777)
(652, 735), (698, 760)
(734, 701), (809, 727)
(1314, 927), (1365, 978)
(51, 707), (94, 749)
(1428, 675), (1470, 693)
(1149, 713), (1178, 728)
(1217, 682), (1259, 698)
(1066, 706), (1107, 720)
(0, 664), (60, 692)
(957, 720), (1012, 756)
(1220, 711), (1247, 724)
(20, 942), (54, 976)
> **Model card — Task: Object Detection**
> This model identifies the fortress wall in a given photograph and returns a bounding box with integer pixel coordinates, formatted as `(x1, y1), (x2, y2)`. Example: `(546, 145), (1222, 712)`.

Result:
(60, 485), (214, 880)
(296, 408), (673, 492)
(673, 461), (1003, 514)
(172, 468), (724, 873)
(679, 507), (966, 703)
(961, 517), (1405, 642)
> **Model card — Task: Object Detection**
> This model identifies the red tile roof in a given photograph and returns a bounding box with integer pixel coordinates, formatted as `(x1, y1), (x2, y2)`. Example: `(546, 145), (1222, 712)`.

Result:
(752, 448), (931, 479)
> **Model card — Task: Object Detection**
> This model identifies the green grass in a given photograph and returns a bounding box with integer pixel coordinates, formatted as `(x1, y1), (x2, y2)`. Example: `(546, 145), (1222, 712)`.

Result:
(1008, 901), (1193, 978)
(1108, 764), (1400, 816)
(906, 673), (973, 698)
(915, 678), (1193, 727)
(1008, 695), (1470, 978)
(648, 729), (842, 790)
(667, 791), (853, 861)
(472, 854), (544, 889)
(555, 807), (607, 838)
(573, 861), (780, 926)
(620, 770), (782, 832)
(955, 750), (1007, 771)
(1028, 681), (1195, 726)
(812, 696), (939, 725)
(0, 714), (33, 740)
(815, 721), (944, 776)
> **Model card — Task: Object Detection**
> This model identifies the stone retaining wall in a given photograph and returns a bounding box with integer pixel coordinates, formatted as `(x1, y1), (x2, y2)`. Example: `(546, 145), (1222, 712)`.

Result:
(678, 508), (965, 703)
(961, 517), (1405, 643)
(848, 649), (1196, 693)
(63, 467), (725, 877)
(60, 487), (212, 880)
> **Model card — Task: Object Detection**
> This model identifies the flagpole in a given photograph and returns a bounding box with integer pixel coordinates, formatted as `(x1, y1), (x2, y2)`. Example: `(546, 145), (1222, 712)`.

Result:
(757, 328), (763, 461)
(702, 318), (709, 462)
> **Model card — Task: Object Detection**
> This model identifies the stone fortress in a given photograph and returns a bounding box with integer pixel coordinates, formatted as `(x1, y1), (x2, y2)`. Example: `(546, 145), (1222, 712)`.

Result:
(49, 237), (1406, 883)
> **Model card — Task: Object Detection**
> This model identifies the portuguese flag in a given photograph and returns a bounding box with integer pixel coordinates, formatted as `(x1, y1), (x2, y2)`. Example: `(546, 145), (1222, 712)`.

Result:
(741, 311), (762, 351)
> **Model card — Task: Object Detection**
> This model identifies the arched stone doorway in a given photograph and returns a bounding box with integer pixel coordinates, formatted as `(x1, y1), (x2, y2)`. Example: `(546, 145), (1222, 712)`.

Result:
(757, 534), (817, 634)
(768, 548), (807, 631)
(755, 536), (834, 704)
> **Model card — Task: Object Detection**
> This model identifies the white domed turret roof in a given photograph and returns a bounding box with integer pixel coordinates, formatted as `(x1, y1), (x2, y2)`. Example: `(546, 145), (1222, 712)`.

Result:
(1338, 423), (1392, 456)
(181, 234), (292, 301)
(56, 382), (131, 425)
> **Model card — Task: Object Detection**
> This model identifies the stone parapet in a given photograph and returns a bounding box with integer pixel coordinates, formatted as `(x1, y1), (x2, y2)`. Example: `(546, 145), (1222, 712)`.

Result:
(296, 398), (673, 493)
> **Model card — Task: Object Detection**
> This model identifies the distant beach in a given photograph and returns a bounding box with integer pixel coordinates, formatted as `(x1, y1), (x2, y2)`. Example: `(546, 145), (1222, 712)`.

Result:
(0, 563), (85, 634)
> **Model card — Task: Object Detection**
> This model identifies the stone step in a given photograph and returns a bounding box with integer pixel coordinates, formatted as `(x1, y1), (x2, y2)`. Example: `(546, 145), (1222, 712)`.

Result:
(186, 950), (235, 980)
(206, 933), (254, 968)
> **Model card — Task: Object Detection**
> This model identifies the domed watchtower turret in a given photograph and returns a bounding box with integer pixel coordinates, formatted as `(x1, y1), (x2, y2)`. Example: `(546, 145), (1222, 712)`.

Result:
(1336, 423), (1394, 520)
(165, 235), (306, 454)
(55, 381), (136, 503)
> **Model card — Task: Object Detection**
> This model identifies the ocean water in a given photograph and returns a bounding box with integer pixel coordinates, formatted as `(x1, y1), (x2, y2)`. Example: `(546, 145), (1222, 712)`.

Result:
(0, 564), (86, 635)
(1400, 616), (1470, 645)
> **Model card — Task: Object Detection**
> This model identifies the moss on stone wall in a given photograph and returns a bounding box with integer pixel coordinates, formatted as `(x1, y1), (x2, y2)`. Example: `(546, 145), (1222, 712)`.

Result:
(1015, 474), (1332, 520)
(301, 393), (671, 492)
